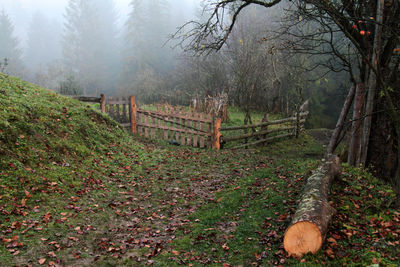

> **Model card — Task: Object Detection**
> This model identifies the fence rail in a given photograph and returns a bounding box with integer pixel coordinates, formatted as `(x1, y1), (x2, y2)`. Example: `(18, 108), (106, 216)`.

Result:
(221, 112), (308, 149)
(68, 96), (102, 103)
(136, 107), (215, 148)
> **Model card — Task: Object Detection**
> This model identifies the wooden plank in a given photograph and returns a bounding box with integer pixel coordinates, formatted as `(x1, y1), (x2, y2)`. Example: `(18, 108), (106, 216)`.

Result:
(175, 117), (180, 142)
(232, 133), (294, 149)
(130, 96), (137, 134)
(223, 126), (296, 142)
(109, 97), (115, 118)
(137, 111), (142, 135)
(151, 116), (156, 139)
(208, 119), (213, 148)
(100, 94), (106, 113)
(106, 99), (130, 105)
(181, 117), (186, 145)
(193, 114), (198, 148)
(220, 113), (308, 131)
(137, 109), (212, 123)
(144, 115), (149, 138)
(212, 118), (222, 150)
(122, 97), (127, 122)
(157, 115), (162, 139)
(70, 96), (102, 103)
(116, 97), (121, 122)
(200, 114), (205, 148)
(187, 118), (193, 146)
(163, 116), (169, 140)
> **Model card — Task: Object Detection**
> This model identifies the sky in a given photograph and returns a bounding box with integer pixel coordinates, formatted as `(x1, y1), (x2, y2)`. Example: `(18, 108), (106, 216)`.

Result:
(1, 0), (197, 47)
(0, 0), (139, 45)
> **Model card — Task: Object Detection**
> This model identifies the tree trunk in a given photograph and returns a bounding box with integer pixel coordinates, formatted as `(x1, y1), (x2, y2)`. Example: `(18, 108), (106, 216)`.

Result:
(361, 0), (384, 166)
(368, 98), (399, 198)
(327, 85), (356, 155)
(348, 83), (364, 165)
(284, 155), (341, 258)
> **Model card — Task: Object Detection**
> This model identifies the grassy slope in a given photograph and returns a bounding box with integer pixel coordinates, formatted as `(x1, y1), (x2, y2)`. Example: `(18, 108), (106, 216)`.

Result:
(0, 73), (399, 266)
(0, 73), (150, 265)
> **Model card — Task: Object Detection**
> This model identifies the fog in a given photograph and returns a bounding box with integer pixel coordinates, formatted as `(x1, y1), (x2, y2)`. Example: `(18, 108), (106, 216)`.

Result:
(1, 0), (199, 95)
(0, 0), (348, 129)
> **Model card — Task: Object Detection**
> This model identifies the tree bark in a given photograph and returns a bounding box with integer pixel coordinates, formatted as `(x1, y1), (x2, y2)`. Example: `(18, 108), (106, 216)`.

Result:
(368, 99), (399, 196)
(284, 155), (341, 258)
(327, 84), (356, 155)
(361, 0), (384, 166)
(348, 83), (364, 166)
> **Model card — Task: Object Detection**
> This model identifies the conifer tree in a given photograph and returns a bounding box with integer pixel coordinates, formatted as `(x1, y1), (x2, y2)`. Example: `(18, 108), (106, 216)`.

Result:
(25, 11), (61, 71)
(62, 0), (120, 95)
(121, 0), (173, 91)
(0, 9), (23, 75)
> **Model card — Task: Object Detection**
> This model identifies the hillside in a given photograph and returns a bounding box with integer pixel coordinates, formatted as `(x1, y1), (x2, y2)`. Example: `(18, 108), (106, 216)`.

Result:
(1, 73), (399, 266)
(0, 73), (149, 265)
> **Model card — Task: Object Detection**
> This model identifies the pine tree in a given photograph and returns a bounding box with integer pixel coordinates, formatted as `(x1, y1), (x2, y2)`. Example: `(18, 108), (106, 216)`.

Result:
(122, 0), (173, 89)
(62, 0), (120, 95)
(123, 0), (148, 75)
(0, 9), (23, 75)
(25, 11), (62, 71)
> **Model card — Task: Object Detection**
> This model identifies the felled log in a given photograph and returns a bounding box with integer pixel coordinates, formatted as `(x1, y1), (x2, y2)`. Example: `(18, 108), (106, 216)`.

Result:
(283, 155), (341, 257)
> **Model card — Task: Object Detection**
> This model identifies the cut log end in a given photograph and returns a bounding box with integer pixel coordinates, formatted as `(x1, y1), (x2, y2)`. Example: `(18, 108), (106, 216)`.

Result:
(283, 221), (322, 257)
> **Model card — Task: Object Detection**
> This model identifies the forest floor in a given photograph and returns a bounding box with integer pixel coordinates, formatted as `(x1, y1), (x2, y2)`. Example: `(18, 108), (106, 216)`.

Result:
(1, 73), (399, 266)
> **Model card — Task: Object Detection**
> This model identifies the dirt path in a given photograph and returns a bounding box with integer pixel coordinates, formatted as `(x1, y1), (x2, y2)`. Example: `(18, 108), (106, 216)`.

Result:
(307, 128), (333, 147)
(14, 142), (267, 266)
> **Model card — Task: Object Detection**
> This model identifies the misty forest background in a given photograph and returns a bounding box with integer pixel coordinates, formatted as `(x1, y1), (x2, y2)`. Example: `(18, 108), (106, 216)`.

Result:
(0, 0), (349, 129)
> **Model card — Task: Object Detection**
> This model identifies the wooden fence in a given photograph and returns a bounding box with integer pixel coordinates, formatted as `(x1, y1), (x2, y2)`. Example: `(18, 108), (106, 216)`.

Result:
(70, 95), (307, 150)
(70, 95), (220, 149)
(220, 112), (308, 149)
(135, 105), (219, 149)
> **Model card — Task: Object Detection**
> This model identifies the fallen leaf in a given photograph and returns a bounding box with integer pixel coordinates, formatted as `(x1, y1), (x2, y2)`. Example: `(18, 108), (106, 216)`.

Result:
(38, 258), (46, 265)
(24, 190), (31, 198)
(325, 248), (334, 258)
(327, 237), (337, 245)
(47, 251), (57, 257)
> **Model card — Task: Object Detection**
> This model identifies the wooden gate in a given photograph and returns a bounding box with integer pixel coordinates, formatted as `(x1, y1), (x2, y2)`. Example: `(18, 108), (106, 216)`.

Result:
(102, 96), (220, 149)
(136, 105), (215, 148)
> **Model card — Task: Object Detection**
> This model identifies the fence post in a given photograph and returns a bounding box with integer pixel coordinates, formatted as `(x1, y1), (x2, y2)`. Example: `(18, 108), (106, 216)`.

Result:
(261, 113), (269, 145)
(295, 111), (300, 138)
(213, 118), (222, 150)
(100, 94), (106, 113)
(130, 96), (137, 134)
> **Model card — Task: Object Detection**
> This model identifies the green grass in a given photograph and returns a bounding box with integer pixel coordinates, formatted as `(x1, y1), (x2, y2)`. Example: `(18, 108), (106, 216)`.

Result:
(1, 73), (399, 266)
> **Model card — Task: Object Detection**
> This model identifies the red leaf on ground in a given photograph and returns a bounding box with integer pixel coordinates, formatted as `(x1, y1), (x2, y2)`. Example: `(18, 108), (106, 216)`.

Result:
(24, 190), (31, 198)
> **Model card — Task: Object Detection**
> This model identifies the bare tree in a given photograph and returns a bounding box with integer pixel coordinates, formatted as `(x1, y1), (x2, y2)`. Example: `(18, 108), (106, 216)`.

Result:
(173, 0), (400, 205)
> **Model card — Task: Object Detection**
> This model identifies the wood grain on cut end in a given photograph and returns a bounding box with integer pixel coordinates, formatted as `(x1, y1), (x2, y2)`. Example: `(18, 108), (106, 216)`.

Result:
(283, 221), (322, 257)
